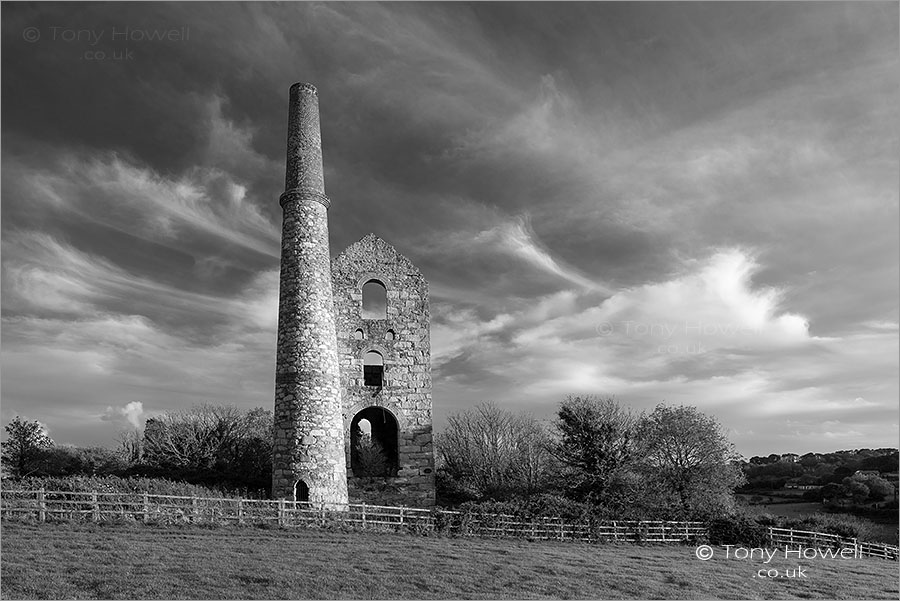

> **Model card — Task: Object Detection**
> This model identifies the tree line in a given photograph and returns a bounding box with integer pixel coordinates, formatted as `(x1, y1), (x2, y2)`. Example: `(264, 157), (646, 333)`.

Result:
(739, 448), (898, 507)
(2, 396), (746, 519)
(740, 448), (898, 489)
(436, 396), (744, 520)
(1, 405), (273, 495)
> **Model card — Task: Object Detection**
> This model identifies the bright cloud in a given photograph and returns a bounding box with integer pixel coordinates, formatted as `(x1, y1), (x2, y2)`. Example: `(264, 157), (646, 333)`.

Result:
(431, 246), (896, 454)
(101, 401), (148, 430)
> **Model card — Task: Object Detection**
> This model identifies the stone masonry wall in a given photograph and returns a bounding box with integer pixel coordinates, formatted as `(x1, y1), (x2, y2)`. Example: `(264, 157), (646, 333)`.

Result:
(272, 83), (348, 506)
(332, 234), (435, 506)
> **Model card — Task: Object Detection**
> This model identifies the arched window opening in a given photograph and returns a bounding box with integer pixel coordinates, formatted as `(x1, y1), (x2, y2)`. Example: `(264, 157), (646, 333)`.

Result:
(354, 328), (364, 341)
(295, 480), (309, 503)
(350, 407), (399, 477)
(385, 329), (395, 341)
(363, 351), (383, 387)
(362, 280), (387, 319)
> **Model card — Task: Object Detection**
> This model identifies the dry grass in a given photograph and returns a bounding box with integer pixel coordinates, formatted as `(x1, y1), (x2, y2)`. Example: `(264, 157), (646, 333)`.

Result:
(1, 521), (897, 599)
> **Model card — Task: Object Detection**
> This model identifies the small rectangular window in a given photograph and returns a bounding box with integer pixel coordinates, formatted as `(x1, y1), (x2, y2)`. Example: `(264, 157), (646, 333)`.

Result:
(364, 365), (383, 387)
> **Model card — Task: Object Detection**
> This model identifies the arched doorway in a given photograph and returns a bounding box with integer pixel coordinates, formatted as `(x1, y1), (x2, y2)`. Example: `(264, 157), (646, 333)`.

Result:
(295, 480), (309, 503)
(350, 407), (399, 477)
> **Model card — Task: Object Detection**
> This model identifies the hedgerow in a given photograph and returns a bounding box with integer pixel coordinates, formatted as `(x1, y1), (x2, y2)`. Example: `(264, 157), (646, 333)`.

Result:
(2, 475), (252, 498)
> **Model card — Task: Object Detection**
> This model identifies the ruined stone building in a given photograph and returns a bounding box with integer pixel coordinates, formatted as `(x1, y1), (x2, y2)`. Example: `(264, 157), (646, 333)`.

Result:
(272, 83), (435, 507)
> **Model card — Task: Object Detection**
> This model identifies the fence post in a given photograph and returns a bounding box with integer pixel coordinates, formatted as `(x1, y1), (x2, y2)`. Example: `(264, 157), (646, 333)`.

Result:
(362, 503), (367, 528)
(399, 506), (404, 527)
(278, 499), (285, 527)
(37, 488), (46, 523)
(142, 493), (150, 523)
(237, 498), (244, 525)
(92, 492), (100, 522)
(191, 496), (198, 523)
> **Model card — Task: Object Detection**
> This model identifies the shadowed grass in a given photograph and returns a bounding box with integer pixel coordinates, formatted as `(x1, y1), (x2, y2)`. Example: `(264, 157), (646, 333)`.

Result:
(0, 521), (897, 599)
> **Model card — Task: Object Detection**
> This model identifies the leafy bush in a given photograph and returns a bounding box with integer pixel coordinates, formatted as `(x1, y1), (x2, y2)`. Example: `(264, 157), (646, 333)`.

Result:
(734, 511), (882, 543)
(779, 513), (879, 541)
(751, 512), (780, 527)
(707, 514), (769, 547)
(456, 494), (598, 521)
(430, 508), (456, 534)
(435, 468), (481, 505)
(352, 435), (390, 478)
(2, 475), (252, 498)
(518, 494), (605, 520)
(24, 446), (129, 478)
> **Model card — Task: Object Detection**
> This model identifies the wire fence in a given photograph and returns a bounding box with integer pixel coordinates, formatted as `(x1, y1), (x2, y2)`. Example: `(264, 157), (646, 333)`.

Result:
(1, 489), (896, 560)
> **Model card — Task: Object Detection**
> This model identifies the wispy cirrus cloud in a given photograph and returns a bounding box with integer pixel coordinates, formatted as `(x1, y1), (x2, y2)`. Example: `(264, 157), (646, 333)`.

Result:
(5, 150), (279, 258)
(2, 231), (278, 332)
(473, 216), (609, 293)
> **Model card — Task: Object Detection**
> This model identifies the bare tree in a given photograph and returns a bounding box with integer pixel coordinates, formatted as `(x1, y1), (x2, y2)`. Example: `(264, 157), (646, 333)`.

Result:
(437, 402), (552, 499)
(142, 404), (269, 471)
(116, 428), (143, 464)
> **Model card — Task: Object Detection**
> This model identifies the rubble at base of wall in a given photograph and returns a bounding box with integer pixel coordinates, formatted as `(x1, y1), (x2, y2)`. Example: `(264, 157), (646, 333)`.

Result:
(347, 476), (435, 507)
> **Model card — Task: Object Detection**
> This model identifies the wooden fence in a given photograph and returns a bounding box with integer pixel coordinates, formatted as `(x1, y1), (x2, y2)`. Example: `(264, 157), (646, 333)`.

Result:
(1, 489), (896, 560)
(0, 489), (703, 542)
(767, 526), (899, 561)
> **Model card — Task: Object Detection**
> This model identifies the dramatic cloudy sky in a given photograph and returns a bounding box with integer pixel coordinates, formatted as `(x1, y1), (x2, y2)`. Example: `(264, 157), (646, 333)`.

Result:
(2, 2), (897, 457)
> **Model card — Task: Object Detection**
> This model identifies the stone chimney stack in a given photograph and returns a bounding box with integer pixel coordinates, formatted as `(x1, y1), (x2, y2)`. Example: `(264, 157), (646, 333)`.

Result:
(272, 83), (349, 506)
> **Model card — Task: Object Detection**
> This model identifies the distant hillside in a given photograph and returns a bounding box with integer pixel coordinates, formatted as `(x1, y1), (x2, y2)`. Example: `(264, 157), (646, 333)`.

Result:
(740, 448), (899, 491)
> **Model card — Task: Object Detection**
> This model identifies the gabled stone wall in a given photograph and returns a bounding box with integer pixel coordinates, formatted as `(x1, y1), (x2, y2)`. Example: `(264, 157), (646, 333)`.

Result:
(332, 234), (435, 505)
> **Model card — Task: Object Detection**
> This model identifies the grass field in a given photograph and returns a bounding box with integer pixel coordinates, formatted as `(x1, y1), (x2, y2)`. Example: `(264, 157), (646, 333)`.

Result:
(1, 521), (897, 599)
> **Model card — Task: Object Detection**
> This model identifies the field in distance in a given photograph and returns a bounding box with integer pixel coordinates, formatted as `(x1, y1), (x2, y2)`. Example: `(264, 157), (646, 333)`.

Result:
(1, 521), (897, 600)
